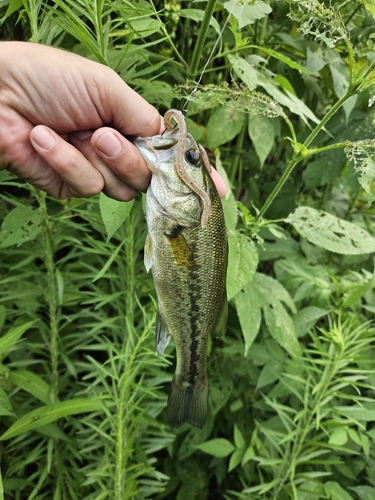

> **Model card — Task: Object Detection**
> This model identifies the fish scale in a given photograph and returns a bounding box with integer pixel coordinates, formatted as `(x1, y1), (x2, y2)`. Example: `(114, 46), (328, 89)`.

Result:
(133, 110), (228, 429)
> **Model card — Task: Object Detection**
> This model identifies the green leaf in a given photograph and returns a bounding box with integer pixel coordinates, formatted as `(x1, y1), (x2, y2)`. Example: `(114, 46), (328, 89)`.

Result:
(206, 104), (246, 148)
(255, 274), (300, 357)
(195, 438), (235, 457)
(345, 140), (375, 204)
(328, 427), (348, 446)
(324, 481), (354, 500)
(0, 206), (43, 248)
(293, 306), (328, 337)
(286, 206), (375, 254)
(99, 193), (134, 242)
(0, 321), (36, 355)
(227, 232), (258, 300)
(224, 0), (272, 28)
(343, 267), (375, 307)
(256, 273), (296, 313)
(228, 448), (245, 472)
(178, 9), (221, 35)
(234, 424), (245, 449)
(337, 403), (375, 422)
(349, 486), (375, 500)
(0, 388), (15, 417)
(256, 359), (283, 389)
(92, 241), (124, 283)
(216, 153), (238, 230)
(9, 370), (50, 405)
(228, 54), (258, 90)
(255, 70), (320, 125)
(0, 398), (102, 440)
(248, 114), (275, 167)
(252, 45), (311, 74)
(0, 306), (6, 332)
(235, 283), (262, 355)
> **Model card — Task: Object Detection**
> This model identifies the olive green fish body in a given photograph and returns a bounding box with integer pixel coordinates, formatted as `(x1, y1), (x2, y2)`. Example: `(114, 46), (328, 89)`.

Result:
(133, 110), (227, 429)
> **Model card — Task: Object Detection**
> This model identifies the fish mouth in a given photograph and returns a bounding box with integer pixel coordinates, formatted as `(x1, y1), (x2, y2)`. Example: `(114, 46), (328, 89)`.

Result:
(131, 134), (179, 174)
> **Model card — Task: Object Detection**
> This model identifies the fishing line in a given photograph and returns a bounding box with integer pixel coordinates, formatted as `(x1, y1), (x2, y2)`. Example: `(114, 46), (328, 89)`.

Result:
(182, 9), (233, 115)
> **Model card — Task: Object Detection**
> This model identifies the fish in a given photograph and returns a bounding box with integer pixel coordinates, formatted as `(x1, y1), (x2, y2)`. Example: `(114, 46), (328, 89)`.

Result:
(132, 109), (228, 429)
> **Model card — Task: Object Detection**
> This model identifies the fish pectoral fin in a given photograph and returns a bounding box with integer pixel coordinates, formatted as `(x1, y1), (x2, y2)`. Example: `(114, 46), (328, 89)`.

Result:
(167, 376), (208, 429)
(213, 295), (228, 338)
(144, 233), (153, 272)
(156, 310), (171, 356)
(165, 227), (194, 268)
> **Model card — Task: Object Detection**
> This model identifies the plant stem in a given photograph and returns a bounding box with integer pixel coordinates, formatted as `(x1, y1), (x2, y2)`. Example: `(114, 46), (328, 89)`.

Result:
(230, 119), (247, 186)
(256, 92), (353, 220)
(189, 0), (217, 78)
(125, 213), (134, 319)
(303, 93), (351, 149)
(40, 193), (59, 401)
(149, 0), (188, 70)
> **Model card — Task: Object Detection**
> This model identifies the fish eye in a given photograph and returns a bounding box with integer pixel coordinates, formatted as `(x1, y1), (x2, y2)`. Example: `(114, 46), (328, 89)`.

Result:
(185, 148), (201, 166)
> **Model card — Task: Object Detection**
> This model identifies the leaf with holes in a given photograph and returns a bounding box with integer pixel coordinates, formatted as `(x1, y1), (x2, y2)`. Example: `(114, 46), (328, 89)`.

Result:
(286, 206), (375, 254)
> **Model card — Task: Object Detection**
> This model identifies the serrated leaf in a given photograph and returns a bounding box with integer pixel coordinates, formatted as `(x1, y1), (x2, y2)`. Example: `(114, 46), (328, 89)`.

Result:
(263, 299), (300, 357)
(255, 274), (300, 357)
(234, 282), (262, 355)
(0, 398), (102, 440)
(224, 0), (272, 28)
(248, 114), (275, 167)
(9, 370), (50, 405)
(0, 321), (36, 355)
(99, 193), (134, 241)
(255, 70), (320, 125)
(286, 206), (375, 254)
(0, 206), (43, 248)
(255, 273), (296, 313)
(206, 104), (246, 149)
(345, 140), (375, 204)
(227, 233), (258, 300)
(195, 438), (235, 457)
(228, 54), (258, 90)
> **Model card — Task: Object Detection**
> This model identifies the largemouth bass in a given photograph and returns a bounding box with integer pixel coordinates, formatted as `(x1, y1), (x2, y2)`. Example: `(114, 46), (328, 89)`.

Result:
(133, 110), (227, 429)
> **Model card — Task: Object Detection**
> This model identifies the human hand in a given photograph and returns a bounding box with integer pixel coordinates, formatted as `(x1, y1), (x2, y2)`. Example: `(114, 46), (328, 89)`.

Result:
(0, 42), (226, 200)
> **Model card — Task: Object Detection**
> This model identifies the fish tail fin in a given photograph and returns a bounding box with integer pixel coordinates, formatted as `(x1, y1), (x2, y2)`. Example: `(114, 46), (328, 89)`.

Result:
(167, 376), (208, 429)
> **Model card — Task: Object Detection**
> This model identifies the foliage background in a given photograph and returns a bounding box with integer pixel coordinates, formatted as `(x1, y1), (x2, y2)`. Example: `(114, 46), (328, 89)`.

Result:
(1, 0), (375, 499)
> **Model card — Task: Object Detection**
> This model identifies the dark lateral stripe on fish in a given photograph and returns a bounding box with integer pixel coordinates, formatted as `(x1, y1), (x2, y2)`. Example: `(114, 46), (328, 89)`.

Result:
(187, 264), (204, 384)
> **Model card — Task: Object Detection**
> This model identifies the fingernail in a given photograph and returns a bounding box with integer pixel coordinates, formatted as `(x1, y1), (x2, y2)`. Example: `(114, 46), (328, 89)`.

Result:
(72, 130), (93, 141)
(95, 132), (122, 157)
(32, 126), (56, 150)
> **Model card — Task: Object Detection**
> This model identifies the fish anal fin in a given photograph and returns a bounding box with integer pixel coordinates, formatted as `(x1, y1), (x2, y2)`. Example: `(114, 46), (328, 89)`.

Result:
(165, 228), (194, 268)
(167, 376), (208, 429)
(156, 310), (171, 356)
(213, 295), (228, 338)
(144, 233), (153, 273)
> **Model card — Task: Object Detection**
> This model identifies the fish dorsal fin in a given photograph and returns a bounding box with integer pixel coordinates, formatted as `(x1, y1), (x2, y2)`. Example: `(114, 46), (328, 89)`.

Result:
(156, 310), (171, 356)
(144, 233), (153, 272)
(165, 227), (194, 268)
(213, 295), (228, 338)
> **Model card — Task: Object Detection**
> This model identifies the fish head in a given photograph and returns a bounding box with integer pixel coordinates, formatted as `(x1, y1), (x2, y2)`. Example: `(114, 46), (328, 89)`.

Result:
(132, 126), (214, 226)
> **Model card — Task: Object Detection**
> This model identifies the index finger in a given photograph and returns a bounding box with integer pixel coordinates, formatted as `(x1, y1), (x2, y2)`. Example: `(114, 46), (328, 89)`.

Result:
(93, 69), (163, 137)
